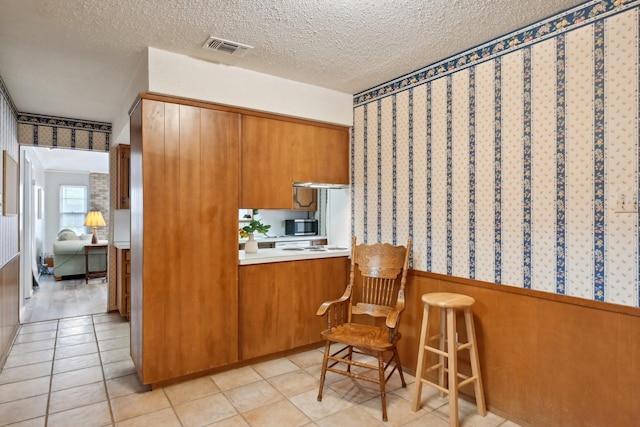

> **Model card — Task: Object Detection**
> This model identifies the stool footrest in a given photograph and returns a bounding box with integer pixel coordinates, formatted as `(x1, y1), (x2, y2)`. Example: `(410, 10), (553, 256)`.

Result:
(424, 344), (448, 357)
(424, 363), (443, 374)
(419, 377), (449, 394)
(458, 376), (478, 388)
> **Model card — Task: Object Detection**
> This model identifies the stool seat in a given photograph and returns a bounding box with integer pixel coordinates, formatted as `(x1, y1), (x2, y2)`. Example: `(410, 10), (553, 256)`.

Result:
(412, 292), (486, 426)
(421, 292), (475, 308)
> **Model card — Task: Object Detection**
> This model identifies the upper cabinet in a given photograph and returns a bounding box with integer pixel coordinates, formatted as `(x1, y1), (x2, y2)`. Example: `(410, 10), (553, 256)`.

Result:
(240, 116), (295, 209)
(292, 187), (317, 211)
(117, 144), (130, 209)
(291, 125), (349, 185)
(240, 115), (349, 209)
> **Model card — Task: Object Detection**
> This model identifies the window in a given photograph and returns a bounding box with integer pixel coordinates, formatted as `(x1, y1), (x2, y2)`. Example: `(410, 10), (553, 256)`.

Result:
(59, 185), (87, 234)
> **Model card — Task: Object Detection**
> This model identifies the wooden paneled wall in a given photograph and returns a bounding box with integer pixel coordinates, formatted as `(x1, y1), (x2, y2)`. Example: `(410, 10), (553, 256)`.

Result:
(0, 255), (20, 369)
(398, 271), (640, 426)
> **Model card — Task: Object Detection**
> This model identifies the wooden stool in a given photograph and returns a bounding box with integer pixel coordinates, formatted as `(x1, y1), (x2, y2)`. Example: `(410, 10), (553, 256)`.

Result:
(412, 292), (486, 426)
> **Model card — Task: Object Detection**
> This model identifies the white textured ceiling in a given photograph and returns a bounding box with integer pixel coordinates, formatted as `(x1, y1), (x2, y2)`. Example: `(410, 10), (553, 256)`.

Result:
(0, 0), (584, 124)
(24, 146), (108, 174)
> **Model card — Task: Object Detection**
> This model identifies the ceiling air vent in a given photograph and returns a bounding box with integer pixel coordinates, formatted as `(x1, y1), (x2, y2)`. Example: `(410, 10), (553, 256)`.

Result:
(202, 36), (252, 57)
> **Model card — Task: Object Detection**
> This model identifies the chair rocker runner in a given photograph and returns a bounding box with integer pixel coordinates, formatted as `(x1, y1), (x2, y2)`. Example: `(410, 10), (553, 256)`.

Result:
(316, 236), (411, 422)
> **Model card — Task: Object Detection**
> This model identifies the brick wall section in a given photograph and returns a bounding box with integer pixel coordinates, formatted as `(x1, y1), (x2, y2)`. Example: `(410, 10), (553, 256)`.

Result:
(90, 173), (109, 240)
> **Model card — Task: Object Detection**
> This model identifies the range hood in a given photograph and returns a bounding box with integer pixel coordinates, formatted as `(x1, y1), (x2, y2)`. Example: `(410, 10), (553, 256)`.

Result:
(293, 182), (349, 189)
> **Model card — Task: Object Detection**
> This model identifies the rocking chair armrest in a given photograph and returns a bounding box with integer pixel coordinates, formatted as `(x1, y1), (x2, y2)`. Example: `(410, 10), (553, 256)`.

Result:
(385, 289), (406, 328)
(385, 307), (404, 329)
(316, 294), (350, 316)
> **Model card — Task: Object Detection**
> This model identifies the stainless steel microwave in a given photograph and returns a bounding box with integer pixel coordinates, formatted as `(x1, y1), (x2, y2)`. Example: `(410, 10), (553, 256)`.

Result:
(285, 219), (318, 236)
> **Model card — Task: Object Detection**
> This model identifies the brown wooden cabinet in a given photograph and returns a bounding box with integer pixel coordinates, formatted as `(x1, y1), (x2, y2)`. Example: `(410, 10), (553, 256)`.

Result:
(116, 248), (130, 319)
(292, 125), (350, 185)
(238, 257), (349, 360)
(240, 115), (349, 209)
(116, 144), (130, 209)
(240, 116), (294, 209)
(292, 187), (317, 211)
(129, 95), (240, 385)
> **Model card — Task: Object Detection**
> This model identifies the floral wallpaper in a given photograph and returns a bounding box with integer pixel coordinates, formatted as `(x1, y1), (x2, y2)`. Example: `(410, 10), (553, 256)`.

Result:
(351, 0), (640, 307)
(0, 76), (19, 268)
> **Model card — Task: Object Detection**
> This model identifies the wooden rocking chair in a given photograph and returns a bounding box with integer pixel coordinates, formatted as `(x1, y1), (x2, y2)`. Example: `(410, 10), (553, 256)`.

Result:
(316, 236), (411, 421)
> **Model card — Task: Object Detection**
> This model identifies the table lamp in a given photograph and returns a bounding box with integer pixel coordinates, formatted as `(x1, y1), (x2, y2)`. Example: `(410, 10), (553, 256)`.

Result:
(84, 210), (106, 244)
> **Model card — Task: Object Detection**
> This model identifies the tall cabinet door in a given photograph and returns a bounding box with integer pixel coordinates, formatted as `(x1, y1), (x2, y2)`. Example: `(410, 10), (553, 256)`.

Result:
(130, 98), (239, 385)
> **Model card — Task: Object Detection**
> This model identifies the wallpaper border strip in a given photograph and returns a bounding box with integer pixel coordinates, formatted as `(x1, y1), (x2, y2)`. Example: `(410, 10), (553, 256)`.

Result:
(363, 104), (369, 243)
(17, 113), (112, 133)
(446, 75), (453, 276)
(408, 88), (415, 269)
(468, 68), (476, 280)
(425, 83), (433, 271)
(353, 0), (639, 106)
(556, 34), (567, 295)
(523, 46), (532, 290)
(593, 20), (606, 301)
(494, 58), (503, 284)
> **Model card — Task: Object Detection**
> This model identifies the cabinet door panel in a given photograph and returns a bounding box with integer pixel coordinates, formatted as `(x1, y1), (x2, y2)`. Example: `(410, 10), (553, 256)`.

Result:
(239, 257), (349, 360)
(240, 116), (293, 208)
(292, 187), (317, 211)
(132, 98), (239, 384)
(292, 125), (349, 184)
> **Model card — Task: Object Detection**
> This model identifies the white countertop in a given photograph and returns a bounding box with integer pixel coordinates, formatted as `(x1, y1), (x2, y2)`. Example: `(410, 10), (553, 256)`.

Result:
(113, 241), (130, 250)
(239, 246), (350, 265)
(238, 235), (328, 244)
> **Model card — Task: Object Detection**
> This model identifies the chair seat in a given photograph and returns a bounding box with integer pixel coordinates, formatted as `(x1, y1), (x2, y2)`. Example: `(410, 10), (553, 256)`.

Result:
(321, 324), (400, 352)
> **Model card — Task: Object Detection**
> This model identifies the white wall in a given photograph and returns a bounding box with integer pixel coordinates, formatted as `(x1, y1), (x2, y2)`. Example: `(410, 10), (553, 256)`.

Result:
(43, 171), (90, 255)
(147, 47), (353, 127)
(23, 149), (46, 262)
(253, 209), (309, 237)
(111, 46), (353, 143)
(113, 209), (130, 243)
(325, 189), (350, 247)
(112, 51), (149, 145)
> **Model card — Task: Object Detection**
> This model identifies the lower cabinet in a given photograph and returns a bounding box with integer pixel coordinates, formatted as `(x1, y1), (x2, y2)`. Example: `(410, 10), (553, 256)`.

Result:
(116, 248), (130, 319)
(238, 257), (349, 360)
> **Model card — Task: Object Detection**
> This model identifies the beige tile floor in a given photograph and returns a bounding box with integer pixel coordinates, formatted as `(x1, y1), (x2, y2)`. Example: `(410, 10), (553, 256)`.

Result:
(22, 274), (108, 323)
(0, 313), (519, 426)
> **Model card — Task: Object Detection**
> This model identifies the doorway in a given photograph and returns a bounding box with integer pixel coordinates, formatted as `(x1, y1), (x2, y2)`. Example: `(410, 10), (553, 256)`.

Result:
(20, 146), (110, 323)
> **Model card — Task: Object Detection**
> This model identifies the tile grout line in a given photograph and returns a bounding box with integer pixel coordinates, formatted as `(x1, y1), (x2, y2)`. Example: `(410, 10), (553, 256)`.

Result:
(44, 319), (60, 427)
(92, 314), (116, 427)
(160, 386), (186, 426)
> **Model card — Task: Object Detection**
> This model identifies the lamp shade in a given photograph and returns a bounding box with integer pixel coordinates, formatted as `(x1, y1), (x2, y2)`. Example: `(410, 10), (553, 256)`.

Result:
(84, 210), (106, 227)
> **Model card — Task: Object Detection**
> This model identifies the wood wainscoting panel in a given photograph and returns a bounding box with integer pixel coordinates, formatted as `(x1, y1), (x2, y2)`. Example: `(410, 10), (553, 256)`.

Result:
(0, 255), (20, 369)
(399, 271), (640, 426)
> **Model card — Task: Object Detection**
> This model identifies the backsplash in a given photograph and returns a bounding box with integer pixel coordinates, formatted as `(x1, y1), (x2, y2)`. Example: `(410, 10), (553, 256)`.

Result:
(351, 0), (640, 307)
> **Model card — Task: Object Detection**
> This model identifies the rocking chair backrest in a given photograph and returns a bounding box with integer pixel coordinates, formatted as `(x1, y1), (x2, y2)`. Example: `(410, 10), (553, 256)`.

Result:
(348, 236), (411, 324)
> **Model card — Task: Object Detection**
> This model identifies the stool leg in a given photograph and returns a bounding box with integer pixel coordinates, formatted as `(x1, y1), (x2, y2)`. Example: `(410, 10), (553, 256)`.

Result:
(446, 308), (459, 427)
(412, 303), (430, 412)
(438, 306), (446, 397)
(464, 308), (487, 416)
